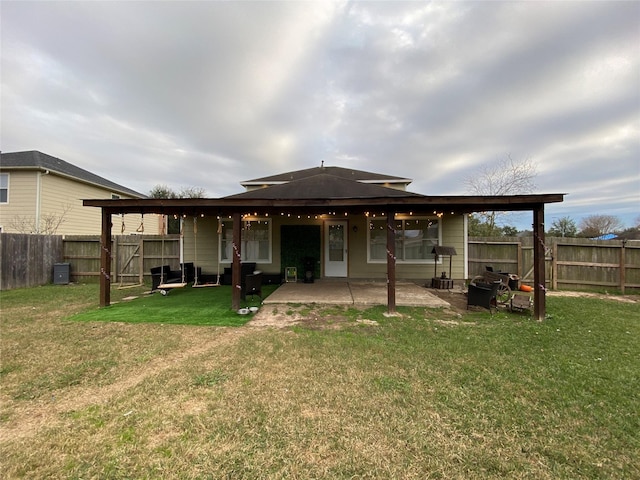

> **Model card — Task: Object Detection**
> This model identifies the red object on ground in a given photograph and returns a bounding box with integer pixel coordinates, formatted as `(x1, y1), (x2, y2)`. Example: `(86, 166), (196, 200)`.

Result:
(519, 284), (533, 292)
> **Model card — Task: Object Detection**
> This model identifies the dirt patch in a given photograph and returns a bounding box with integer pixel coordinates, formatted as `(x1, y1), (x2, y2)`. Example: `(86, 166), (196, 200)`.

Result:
(247, 304), (356, 330)
(546, 290), (639, 304)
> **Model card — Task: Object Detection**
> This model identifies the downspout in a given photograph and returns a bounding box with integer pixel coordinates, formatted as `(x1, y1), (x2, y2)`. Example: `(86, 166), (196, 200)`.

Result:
(35, 170), (43, 233)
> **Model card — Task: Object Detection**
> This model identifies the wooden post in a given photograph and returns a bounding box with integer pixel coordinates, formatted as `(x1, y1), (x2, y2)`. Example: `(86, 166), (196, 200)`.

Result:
(533, 206), (546, 321)
(99, 209), (112, 307)
(620, 240), (626, 295)
(386, 212), (396, 314)
(231, 212), (242, 311)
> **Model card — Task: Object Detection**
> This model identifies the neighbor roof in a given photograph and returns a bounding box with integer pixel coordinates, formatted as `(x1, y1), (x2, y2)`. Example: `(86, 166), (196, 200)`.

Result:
(227, 173), (423, 200)
(240, 165), (412, 187)
(0, 150), (145, 198)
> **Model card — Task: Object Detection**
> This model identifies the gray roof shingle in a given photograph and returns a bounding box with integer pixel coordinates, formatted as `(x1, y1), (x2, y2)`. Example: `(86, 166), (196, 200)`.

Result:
(241, 165), (411, 186)
(226, 173), (423, 200)
(0, 150), (145, 198)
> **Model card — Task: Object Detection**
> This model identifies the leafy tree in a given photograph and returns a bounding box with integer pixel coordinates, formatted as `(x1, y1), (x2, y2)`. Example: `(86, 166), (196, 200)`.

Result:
(578, 214), (624, 238)
(148, 184), (206, 233)
(548, 216), (578, 237)
(148, 184), (177, 199)
(464, 154), (537, 233)
(501, 225), (519, 236)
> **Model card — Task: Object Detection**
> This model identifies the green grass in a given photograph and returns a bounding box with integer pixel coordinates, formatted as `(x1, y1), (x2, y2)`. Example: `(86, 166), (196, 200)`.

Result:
(70, 284), (278, 326)
(0, 285), (638, 479)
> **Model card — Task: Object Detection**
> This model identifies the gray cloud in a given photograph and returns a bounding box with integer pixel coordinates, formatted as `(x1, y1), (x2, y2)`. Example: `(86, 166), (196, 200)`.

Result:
(2, 1), (638, 228)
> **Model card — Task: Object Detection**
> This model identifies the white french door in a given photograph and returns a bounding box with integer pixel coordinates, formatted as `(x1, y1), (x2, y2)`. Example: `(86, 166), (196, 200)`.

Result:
(324, 221), (348, 277)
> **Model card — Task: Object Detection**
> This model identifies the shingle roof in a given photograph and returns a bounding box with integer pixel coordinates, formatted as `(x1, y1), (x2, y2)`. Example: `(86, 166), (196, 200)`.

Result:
(241, 165), (411, 186)
(0, 150), (145, 198)
(226, 173), (423, 200)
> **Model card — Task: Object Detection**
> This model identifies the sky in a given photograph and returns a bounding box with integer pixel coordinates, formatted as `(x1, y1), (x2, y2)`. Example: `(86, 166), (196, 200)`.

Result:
(2, 1), (639, 230)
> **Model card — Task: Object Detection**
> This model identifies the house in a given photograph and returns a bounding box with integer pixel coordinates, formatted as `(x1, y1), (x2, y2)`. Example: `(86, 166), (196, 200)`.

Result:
(192, 165), (467, 283)
(0, 151), (160, 235)
(84, 163), (564, 319)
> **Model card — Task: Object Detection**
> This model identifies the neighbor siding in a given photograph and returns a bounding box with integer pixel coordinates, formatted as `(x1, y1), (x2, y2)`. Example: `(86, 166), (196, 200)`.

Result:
(38, 173), (160, 235)
(0, 171), (39, 233)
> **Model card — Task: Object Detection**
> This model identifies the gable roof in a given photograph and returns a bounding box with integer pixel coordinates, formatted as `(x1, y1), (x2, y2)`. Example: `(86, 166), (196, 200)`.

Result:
(226, 173), (423, 200)
(0, 150), (145, 198)
(240, 165), (411, 187)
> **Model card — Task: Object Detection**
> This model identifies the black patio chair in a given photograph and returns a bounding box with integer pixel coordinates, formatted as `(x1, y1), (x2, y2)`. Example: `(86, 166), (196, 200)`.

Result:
(242, 272), (263, 302)
(467, 281), (500, 312)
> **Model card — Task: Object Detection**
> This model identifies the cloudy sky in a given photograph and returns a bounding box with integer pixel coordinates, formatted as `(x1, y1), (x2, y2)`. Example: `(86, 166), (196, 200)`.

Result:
(2, 1), (639, 229)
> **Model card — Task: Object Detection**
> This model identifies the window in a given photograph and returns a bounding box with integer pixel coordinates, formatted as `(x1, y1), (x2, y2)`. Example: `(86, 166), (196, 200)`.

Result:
(0, 173), (8, 203)
(111, 194), (120, 199)
(368, 216), (439, 263)
(220, 219), (272, 263)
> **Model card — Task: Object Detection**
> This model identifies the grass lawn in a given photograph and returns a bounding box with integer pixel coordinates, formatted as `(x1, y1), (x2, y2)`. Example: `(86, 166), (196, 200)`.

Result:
(71, 284), (280, 326)
(0, 283), (638, 479)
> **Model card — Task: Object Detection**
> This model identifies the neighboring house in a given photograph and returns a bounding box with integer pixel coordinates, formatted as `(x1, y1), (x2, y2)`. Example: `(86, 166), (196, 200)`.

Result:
(0, 151), (159, 235)
(190, 165), (468, 282)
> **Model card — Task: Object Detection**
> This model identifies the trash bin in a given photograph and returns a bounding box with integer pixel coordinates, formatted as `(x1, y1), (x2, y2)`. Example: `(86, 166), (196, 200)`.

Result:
(303, 257), (315, 283)
(53, 263), (70, 285)
(508, 274), (520, 290)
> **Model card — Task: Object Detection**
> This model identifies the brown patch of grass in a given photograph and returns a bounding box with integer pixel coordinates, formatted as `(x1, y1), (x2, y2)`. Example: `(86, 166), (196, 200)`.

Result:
(1, 285), (638, 479)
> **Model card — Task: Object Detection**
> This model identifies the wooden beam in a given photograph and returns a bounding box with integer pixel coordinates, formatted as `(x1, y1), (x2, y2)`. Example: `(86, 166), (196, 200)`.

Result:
(533, 206), (546, 321)
(99, 209), (112, 307)
(231, 212), (241, 311)
(387, 212), (396, 314)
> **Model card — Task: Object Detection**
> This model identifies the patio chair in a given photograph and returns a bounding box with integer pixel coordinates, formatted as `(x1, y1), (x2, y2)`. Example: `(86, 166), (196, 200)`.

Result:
(242, 272), (263, 302)
(467, 281), (500, 312)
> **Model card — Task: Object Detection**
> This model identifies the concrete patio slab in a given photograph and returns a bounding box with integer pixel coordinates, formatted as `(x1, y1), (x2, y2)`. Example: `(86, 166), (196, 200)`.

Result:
(263, 280), (450, 308)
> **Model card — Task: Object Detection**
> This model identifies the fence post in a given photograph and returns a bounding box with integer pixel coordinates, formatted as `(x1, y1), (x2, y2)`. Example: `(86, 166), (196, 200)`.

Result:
(552, 240), (558, 291)
(620, 240), (626, 295)
(517, 242), (523, 277)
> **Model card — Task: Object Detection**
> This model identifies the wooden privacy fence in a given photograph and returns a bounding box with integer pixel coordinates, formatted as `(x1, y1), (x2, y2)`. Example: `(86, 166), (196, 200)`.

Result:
(469, 237), (640, 293)
(63, 235), (181, 285)
(0, 233), (64, 290)
(0, 233), (180, 290)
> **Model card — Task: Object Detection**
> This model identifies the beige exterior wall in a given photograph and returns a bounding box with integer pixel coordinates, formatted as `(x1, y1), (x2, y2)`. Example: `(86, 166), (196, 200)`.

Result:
(0, 171), (38, 232)
(180, 213), (467, 281)
(0, 169), (161, 235)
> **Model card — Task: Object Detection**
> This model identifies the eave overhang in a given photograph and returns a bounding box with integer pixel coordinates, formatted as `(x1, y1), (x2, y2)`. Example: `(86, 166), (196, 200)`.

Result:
(83, 193), (565, 216)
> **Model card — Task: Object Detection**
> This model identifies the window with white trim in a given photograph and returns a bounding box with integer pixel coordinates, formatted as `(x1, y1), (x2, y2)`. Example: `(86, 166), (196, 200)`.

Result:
(368, 216), (440, 263)
(220, 218), (272, 263)
(0, 173), (8, 203)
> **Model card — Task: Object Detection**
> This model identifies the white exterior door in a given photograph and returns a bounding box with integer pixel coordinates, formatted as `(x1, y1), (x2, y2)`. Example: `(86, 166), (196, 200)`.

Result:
(324, 221), (348, 277)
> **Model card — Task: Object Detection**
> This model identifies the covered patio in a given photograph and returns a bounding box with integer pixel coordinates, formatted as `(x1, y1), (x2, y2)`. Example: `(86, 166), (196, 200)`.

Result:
(84, 192), (563, 320)
(263, 280), (451, 307)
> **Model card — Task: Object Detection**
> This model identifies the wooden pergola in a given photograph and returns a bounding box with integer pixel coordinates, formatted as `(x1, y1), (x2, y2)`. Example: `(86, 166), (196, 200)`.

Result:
(84, 193), (563, 320)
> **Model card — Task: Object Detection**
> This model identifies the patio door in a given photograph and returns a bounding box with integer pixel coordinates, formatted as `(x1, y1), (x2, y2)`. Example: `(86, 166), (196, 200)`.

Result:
(324, 221), (348, 277)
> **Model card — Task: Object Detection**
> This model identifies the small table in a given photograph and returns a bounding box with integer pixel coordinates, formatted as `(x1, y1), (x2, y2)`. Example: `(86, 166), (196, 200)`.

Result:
(432, 277), (454, 289)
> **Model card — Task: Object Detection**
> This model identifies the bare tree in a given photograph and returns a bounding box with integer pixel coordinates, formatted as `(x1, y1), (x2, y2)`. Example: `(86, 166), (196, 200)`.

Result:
(578, 214), (624, 237)
(7, 204), (73, 234)
(178, 186), (206, 198)
(464, 154), (538, 234)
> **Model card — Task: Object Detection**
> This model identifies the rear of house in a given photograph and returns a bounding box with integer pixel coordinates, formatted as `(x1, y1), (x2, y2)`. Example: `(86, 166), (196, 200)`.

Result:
(179, 166), (467, 284)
